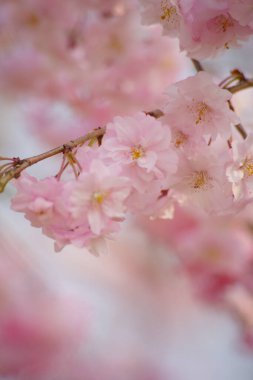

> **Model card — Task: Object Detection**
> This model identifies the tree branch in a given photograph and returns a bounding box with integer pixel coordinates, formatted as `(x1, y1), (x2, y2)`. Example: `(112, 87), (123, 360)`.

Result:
(0, 127), (106, 193)
(0, 107), (167, 194)
(228, 78), (253, 94)
(191, 59), (204, 72)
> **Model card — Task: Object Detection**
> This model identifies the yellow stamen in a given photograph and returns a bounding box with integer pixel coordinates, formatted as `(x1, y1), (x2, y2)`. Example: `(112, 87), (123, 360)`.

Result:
(216, 14), (234, 33)
(160, 1), (177, 21)
(131, 145), (145, 160)
(242, 158), (253, 178)
(174, 131), (188, 148)
(195, 101), (210, 125)
(192, 170), (211, 190)
(93, 192), (105, 204)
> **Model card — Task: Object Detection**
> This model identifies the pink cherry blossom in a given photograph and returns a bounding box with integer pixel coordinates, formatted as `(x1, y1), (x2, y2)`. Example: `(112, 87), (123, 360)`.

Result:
(170, 140), (236, 216)
(139, 0), (182, 36)
(102, 112), (178, 190)
(70, 159), (131, 235)
(11, 173), (63, 227)
(163, 71), (238, 139)
(178, 0), (252, 59)
(11, 158), (131, 253)
(138, 0), (253, 59)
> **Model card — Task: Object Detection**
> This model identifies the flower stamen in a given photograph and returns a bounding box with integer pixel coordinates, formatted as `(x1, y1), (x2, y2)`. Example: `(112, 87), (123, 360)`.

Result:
(173, 131), (188, 148)
(160, 1), (177, 21)
(215, 14), (234, 33)
(191, 170), (211, 190)
(93, 192), (105, 204)
(241, 158), (253, 178)
(131, 145), (145, 160)
(195, 101), (210, 125)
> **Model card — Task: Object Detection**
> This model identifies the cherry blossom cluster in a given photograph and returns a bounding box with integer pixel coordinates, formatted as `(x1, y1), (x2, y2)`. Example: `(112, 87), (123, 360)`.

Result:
(0, 0), (253, 292)
(10, 69), (253, 253)
(11, 112), (176, 252)
(139, 0), (253, 59)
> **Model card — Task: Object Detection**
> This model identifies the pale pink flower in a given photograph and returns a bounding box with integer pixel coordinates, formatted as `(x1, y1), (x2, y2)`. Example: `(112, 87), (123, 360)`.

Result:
(70, 160), (131, 235)
(10, 166), (129, 254)
(163, 72), (238, 139)
(11, 173), (92, 251)
(40, 179), (121, 254)
(171, 141), (236, 215)
(102, 112), (178, 190)
(11, 173), (62, 227)
(178, 0), (252, 59)
(161, 121), (206, 154)
(139, 0), (182, 36)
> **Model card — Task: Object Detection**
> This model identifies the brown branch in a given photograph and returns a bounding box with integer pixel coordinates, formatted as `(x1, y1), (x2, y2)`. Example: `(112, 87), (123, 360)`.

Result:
(145, 109), (164, 118)
(0, 127), (106, 193)
(0, 108), (165, 194)
(227, 78), (253, 94)
(191, 59), (204, 72)
(234, 124), (247, 139)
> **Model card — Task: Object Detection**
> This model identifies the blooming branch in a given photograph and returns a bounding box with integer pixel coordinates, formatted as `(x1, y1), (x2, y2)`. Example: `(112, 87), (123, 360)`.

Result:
(0, 128), (106, 193)
(0, 108), (166, 194)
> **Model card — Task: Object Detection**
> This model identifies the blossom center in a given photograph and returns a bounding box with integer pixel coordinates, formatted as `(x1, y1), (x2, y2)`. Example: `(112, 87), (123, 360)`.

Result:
(195, 101), (211, 125)
(160, 1), (177, 21)
(173, 131), (188, 148)
(215, 14), (234, 33)
(131, 145), (145, 160)
(191, 170), (211, 190)
(93, 192), (105, 204)
(242, 158), (253, 178)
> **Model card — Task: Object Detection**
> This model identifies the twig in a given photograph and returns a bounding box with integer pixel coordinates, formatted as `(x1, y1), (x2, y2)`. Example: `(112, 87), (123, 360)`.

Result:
(191, 59), (204, 72)
(0, 127), (106, 193)
(234, 124), (247, 139)
(228, 78), (253, 94)
(145, 109), (164, 118)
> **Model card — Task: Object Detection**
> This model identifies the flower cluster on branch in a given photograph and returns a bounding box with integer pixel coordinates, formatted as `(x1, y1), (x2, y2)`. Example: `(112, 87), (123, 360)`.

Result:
(0, 0), (253, 256)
